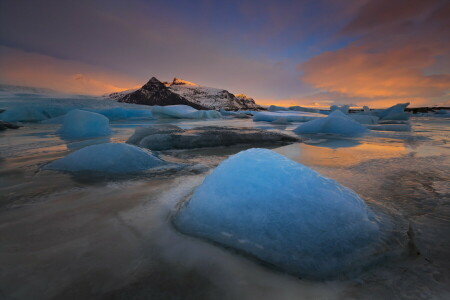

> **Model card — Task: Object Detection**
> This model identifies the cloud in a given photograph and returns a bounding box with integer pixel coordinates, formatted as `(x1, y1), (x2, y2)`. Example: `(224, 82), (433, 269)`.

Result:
(298, 0), (450, 107)
(0, 46), (138, 94)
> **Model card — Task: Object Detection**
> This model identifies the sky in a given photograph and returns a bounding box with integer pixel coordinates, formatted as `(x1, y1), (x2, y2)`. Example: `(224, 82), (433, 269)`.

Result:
(0, 0), (449, 108)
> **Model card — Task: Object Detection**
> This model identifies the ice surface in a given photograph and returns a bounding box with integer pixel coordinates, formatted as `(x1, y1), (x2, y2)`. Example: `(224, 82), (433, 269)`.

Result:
(57, 109), (111, 139)
(294, 110), (367, 136)
(44, 143), (166, 173)
(151, 105), (221, 119)
(253, 111), (324, 123)
(174, 148), (382, 279)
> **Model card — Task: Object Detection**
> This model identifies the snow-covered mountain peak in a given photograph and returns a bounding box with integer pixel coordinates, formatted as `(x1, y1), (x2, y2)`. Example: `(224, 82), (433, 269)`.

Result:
(170, 78), (199, 87)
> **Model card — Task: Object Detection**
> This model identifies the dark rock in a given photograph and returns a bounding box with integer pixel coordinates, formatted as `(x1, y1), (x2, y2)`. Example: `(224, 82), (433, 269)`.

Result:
(127, 125), (299, 151)
(0, 121), (21, 131)
(112, 77), (208, 110)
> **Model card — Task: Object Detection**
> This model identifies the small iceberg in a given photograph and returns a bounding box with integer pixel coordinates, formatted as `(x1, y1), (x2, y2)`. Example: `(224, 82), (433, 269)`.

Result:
(152, 105), (221, 119)
(44, 143), (166, 173)
(294, 110), (367, 137)
(253, 111), (324, 123)
(174, 149), (386, 279)
(372, 103), (410, 121)
(57, 109), (111, 139)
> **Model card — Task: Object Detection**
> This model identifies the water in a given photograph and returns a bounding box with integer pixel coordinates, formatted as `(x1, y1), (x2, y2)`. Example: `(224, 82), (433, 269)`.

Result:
(0, 114), (449, 299)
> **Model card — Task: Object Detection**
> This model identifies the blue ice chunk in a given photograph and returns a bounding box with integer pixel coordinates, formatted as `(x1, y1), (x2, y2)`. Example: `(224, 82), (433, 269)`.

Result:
(174, 149), (381, 279)
(294, 110), (367, 136)
(44, 143), (166, 173)
(372, 103), (410, 120)
(57, 109), (111, 139)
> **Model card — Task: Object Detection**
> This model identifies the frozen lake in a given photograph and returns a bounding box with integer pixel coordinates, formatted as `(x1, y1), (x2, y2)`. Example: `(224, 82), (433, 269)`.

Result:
(1, 105), (449, 299)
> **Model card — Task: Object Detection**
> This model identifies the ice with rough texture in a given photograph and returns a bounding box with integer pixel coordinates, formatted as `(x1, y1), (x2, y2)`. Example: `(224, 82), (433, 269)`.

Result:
(57, 109), (111, 139)
(151, 105), (221, 119)
(294, 110), (367, 136)
(174, 148), (382, 279)
(253, 111), (324, 123)
(44, 143), (166, 173)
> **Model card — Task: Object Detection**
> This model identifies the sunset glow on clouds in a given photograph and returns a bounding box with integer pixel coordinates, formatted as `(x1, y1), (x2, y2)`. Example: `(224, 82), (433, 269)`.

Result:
(0, 0), (449, 107)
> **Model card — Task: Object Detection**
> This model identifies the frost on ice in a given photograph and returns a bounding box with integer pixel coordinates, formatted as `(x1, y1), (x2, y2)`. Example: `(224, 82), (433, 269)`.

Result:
(293, 110), (367, 136)
(44, 143), (166, 173)
(57, 109), (111, 139)
(174, 148), (384, 279)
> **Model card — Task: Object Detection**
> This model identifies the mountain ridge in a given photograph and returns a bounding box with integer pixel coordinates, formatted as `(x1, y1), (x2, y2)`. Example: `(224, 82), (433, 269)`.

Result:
(109, 77), (264, 111)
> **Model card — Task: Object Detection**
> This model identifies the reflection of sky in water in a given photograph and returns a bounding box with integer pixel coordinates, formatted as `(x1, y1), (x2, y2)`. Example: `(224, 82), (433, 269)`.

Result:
(275, 140), (409, 167)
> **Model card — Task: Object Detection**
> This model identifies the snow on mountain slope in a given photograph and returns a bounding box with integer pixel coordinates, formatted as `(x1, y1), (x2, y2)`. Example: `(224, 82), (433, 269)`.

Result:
(167, 78), (264, 111)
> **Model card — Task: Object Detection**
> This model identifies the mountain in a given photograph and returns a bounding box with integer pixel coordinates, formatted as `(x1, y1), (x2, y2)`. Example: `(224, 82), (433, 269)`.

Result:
(110, 77), (207, 110)
(167, 77), (263, 111)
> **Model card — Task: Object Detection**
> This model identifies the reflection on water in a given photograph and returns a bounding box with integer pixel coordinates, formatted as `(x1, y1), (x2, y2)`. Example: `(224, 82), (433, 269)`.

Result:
(0, 117), (449, 299)
(275, 139), (408, 167)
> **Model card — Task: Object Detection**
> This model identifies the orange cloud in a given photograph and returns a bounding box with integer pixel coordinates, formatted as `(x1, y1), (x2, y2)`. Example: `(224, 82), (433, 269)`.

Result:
(298, 0), (450, 108)
(301, 45), (450, 99)
(0, 46), (139, 95)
